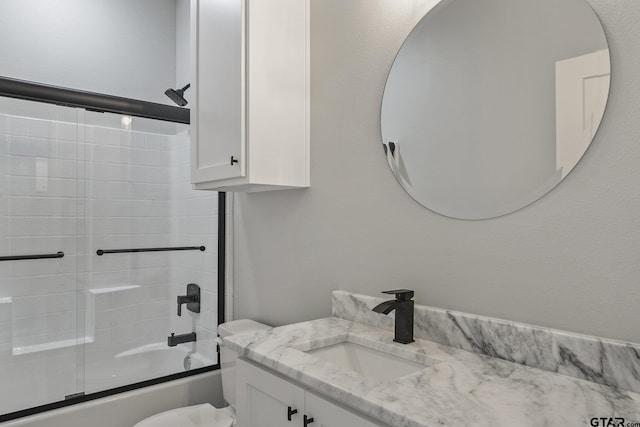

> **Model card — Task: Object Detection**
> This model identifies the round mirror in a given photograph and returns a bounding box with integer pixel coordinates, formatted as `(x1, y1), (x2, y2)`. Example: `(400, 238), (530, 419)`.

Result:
(381, 0), (610, 219)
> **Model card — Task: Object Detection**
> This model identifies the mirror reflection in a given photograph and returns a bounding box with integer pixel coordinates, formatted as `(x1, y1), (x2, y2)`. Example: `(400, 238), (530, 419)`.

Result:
(381, 0), (610, 219)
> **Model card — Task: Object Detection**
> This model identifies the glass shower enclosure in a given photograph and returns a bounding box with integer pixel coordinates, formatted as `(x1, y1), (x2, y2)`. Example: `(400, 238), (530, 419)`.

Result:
(0, 90), (221, 418)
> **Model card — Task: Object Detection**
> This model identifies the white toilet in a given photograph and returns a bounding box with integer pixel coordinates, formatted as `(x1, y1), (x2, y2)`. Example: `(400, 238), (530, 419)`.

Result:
(134, 320), (271, 427)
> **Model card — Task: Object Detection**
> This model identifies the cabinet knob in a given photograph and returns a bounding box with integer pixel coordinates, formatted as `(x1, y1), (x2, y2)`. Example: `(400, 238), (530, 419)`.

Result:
(287, 406), (298, 421)
(304, 415), (314, 426)
(230, 156), (239, 165)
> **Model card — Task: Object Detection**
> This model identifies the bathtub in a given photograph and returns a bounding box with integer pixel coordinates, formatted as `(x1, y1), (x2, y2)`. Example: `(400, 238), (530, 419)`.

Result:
(85, 343), (215, 393)
(0, 343), (220, 427)
(0, 370), (224, 427)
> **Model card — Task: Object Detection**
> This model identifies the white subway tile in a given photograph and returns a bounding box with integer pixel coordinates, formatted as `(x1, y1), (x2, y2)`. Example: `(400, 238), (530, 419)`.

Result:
(12, 293), (76, 317)
(13, 310), (76, 338)
(144, 134), (170, 151)
(57, 122), (78, 141)
(0, 134), (9, 154)
(9, 216), (77, 237)
(0, 299), (12, 324)
(0, 274), (78, 298)
(10, 197), (78, 217)
(0, 115), (8, 135)
(8, 117), (30, 136)
(29, 119), (55, 139)
(0, 327), (11, 346)
(9, 136), (49, 157)
(88, 270), (132, 288)
(130, 132), (146, 149)
(94, 306), (136, 331)
(8, 176), (78, 198)
(87, 126), (120, 146)
(53, 140), (79, 160)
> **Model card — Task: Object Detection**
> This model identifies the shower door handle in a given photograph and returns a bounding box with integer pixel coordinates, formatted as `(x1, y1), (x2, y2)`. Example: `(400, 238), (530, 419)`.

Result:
(0, 251), (64, 261)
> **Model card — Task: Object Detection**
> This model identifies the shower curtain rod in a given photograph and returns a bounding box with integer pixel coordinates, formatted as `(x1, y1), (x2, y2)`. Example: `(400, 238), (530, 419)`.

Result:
(0, 76), (190, 124)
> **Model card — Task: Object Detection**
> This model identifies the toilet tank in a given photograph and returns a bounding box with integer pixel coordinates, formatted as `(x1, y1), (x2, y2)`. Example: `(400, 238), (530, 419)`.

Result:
(218, 320), (271, 408)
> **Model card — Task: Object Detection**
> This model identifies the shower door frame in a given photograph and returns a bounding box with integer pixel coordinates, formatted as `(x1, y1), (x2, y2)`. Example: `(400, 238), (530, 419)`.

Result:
(0, 76), (227, 423)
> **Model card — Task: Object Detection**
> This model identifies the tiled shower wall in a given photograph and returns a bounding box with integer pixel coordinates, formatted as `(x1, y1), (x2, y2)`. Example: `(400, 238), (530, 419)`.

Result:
(0, 108), (222, 414)
(168, 129), (220, 363)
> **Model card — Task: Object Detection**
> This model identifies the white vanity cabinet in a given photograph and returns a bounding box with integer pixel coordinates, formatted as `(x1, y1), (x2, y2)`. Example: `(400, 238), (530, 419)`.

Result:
(236, 359), (383, 427)
(304, 390), (382, 427)
(190, 0), (310, 192)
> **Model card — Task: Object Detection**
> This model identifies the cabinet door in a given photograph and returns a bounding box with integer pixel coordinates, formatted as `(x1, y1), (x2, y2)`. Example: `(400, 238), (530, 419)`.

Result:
(305, 390), (383, 427)
(191, 0), (245, 184)
(236, 359), (305, 427)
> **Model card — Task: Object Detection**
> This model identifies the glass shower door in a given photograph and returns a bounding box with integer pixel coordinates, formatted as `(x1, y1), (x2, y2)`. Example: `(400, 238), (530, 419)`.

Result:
(0, 96), (220, 418)
(82, 110), (219, 395)
(0, 96), (86, 415)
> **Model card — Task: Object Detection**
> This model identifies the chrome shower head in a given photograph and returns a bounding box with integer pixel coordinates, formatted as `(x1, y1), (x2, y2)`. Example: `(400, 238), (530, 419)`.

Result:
(165, 83), (190, 107)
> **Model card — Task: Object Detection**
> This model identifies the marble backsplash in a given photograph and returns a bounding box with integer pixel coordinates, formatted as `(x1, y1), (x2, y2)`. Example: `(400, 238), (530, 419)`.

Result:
(332, 290), (640, 394)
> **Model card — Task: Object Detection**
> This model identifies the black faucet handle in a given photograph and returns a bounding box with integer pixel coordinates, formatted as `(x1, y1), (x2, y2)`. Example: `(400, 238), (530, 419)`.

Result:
(382, 289), (414, 301)
(176, 284), (201, 317)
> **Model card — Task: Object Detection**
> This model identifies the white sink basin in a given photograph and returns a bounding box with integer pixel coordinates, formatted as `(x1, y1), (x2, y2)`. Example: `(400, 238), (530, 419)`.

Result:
(305, 341), (430, 382)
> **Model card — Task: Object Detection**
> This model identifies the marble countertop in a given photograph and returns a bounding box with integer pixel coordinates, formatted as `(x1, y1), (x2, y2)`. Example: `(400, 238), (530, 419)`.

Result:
(225, 317), (640, 427)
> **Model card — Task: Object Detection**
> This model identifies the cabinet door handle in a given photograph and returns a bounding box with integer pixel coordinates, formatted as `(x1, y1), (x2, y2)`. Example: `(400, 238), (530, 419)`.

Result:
(230, 155), (239, 165)
(287, 406), (298, 421)
(304, 415), (314, 426)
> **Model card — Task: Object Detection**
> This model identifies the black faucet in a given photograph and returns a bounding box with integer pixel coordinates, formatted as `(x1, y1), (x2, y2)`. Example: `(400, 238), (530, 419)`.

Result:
(372, 289), (415, 344)
(167, 332), (197, 347)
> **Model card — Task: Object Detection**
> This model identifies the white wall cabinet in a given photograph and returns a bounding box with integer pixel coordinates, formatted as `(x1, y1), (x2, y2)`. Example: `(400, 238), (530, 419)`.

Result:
(190, 0), (310, 192)
(236, 359), (382, 427)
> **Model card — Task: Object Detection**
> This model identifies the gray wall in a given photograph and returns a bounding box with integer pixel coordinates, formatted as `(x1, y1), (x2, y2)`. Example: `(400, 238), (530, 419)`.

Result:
(234, 0), (640, 344)
(176, 0), (192, 97)
(0, 0), (177, 104)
